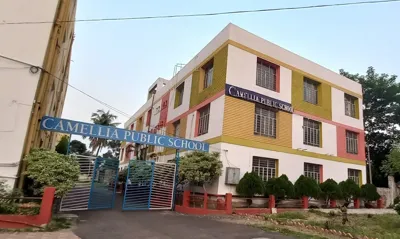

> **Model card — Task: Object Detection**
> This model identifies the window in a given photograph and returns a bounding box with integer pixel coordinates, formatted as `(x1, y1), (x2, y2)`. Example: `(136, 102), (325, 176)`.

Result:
(303, 78), (319, 104)
(303, 118), (321, 147)
(173, 120), (181, 137)
(175, 82), (185, 107)
(256, 58), (277, 91)
(252, 157), (276, 181)
(348, 169), (360, 184)
(197, 104), (210, 136)
(346, 131), (358, 154)
(345, 94), (357, 118)
(254, 105), (276, 138)
(146, 109), (152, 126)
(203, 59), (214, 89)
(304, 163), (321, 182)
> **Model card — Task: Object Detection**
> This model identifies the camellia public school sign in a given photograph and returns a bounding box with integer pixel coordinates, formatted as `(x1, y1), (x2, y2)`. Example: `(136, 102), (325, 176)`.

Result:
(225, 84), (293, 113)
(40, 116), (209, 152)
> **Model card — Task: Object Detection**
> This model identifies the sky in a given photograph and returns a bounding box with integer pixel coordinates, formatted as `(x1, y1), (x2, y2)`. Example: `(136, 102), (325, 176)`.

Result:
(61, 0), (400, 135)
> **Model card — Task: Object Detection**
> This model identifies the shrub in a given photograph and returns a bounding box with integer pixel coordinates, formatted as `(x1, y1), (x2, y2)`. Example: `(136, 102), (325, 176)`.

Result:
(24, 148), (80, 198)
(394, 196), (400, 205)
(236, 172), (264, 206)
(394, 203), (400, 215)
(319, 179), (342, 201)
(294, 175), (321, 198)
(360, 184), (381, 202)
(339, 179), (361, 205)
(264, 174), (294, 199)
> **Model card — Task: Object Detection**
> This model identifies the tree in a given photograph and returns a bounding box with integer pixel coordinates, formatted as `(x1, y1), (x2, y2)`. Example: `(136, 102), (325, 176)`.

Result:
(86, 109), (120, 156)
(294, 175), (321, 198)
(360, 184), (380, 202)
(236, 172), (264, 207)
(179, 151), (222, 189)
(340, 67), (400, 186)
(108, 140), (121, 158)
(319, 179), (342, 203)
(69, 140), (87, 155)
(264, 174), (294, 199)
(339, 179), (361, 206)
(381, 143), (400, 176)
(23, 148), (80, 198)
(55, 135), (69, 155)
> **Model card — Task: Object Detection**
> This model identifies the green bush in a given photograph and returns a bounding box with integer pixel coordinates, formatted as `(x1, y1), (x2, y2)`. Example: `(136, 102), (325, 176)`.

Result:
(24, 148), (80, 198)
(360, 184), (381, 202)
(319, 179), (342, 200)
(294, 175), (321, 198)
(394, 203), (400, 215)
(0, 203), (18, 214)
(394, 196), (400, 205)
(264, 174), (294, 199)
(236, 172), (264, 206)
(339, 179), (361, 204)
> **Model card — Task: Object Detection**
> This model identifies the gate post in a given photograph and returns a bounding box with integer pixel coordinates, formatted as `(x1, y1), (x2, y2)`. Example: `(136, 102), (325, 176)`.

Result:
(172, 150), (180, 210)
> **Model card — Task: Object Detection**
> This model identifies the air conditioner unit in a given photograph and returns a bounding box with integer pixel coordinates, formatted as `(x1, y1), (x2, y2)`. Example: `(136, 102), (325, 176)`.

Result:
(225, 167), (240, 185)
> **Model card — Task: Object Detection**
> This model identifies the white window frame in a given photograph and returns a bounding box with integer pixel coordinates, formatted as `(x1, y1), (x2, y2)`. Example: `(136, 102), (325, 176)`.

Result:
(197, 105), (210, 136)
(254, 105), (277, 138)
(304, 78), (318, 104)
(252, 157), (276, 182)
(203, 60), (214, 89)
(348, 169), (360, 184)
(345, 94), (357, 118)
(304, 163), (320, 182)
(173, 120), (181, 137)
(303, 118), (321, 147)
(256, 59), (277, 91)
(346, 131), (358, 154)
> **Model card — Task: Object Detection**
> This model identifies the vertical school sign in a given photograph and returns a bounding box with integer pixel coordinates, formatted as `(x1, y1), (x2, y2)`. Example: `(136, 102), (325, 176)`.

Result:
(40, 116), (209, 152)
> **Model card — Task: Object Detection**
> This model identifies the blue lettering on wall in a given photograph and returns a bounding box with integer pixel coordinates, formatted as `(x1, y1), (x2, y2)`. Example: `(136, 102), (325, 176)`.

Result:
(40, 116), (209, 152)
(225, 84), (293, 113)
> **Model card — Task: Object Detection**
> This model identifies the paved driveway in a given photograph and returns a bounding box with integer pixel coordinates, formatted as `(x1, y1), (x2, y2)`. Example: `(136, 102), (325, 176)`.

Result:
(74, 209), (294, 239)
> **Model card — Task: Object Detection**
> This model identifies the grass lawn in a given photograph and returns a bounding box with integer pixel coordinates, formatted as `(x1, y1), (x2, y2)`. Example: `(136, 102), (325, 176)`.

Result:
(263, 210), (400, 239)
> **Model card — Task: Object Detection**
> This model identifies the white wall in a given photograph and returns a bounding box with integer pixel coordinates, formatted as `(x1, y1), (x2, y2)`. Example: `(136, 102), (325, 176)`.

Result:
(167, 75), (192, 122)
(226, 45), (292, 103)
(0, 0), (59, 187)
(217, 143), (366, 195)
(292, 114), (337, 156)
(331, 88), (364, 129)
(185, 95), (225, 141)
(226, 24), (362, 95)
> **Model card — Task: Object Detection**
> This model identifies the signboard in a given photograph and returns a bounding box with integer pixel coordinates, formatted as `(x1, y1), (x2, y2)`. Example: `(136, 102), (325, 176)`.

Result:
(40, 116), (209, 152)
(225, 84), (293, 113)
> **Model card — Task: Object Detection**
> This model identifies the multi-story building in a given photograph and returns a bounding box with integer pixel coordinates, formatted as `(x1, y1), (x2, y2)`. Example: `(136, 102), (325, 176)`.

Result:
(121, 23), (366, 194)
(0, 0), (77, 187)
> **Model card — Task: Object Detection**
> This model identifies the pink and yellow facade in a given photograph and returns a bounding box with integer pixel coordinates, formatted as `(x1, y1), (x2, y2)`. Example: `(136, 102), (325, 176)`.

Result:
(122, 24), (365, 194)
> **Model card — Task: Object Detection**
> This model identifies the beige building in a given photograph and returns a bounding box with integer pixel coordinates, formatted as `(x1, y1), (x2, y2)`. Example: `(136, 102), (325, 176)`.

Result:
(0, 0), (77, 187)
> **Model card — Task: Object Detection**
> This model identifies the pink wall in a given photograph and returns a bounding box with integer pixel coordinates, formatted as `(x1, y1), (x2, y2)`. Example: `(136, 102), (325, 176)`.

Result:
(336, 125), (365, 161)
(159, 91), (170, 127)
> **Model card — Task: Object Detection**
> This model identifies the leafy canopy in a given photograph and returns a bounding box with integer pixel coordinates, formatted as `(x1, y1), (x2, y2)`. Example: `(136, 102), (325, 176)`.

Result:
(236, 172), (264, 197)
(179, 151), (222, 186)
(294, 175), (321, 198)
(319, 179), (342, 200)
(381, 144), (400, 176)
(55, 135), (69, 155)
(264, 174), (294, 199)
(339, 179), (361, 202)
(24, 148), (80, 197)
(340, 67), (400, 186)
(360, 183), (381, 202)
(69, 140), (87, 155)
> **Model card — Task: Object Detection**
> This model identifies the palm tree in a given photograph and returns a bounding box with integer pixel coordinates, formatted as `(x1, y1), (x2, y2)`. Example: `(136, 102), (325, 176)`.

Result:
(86, 109), (120, 156)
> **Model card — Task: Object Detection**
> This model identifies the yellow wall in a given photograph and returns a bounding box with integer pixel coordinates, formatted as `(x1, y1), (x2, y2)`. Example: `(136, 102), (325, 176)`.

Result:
(223, 96), (292, 148)
(190, 46), (228, 108)
(292, 71), (332, 120)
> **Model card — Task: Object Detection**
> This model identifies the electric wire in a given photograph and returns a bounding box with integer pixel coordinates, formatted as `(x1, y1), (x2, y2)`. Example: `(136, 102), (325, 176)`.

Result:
(0, 0), (398, 25)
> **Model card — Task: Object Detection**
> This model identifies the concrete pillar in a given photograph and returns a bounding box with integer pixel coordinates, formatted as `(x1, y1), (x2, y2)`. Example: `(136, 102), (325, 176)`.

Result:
(203, 192), (208, 209)
(302, 196), (309, 209)
(183, 190), (190, 207)
(330, 199), (337, 208)
(268, 195), (276, 208)
(225, 193), (232, 214)
(37, 187), (56, 224)
(354, 198), (360, 209)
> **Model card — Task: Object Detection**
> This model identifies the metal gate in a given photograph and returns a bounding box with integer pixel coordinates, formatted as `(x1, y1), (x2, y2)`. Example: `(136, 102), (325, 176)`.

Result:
(60, 156), (119, 211)
(122, 160), (176, 210)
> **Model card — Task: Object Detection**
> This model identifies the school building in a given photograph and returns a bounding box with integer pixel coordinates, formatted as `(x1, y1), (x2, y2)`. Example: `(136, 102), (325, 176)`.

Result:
(120, 23), (366, 194)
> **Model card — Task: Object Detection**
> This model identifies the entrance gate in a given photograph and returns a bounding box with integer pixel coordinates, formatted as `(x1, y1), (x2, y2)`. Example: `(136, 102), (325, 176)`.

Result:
(59, 156), (119, 212)
(123, 160), (176, 210)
